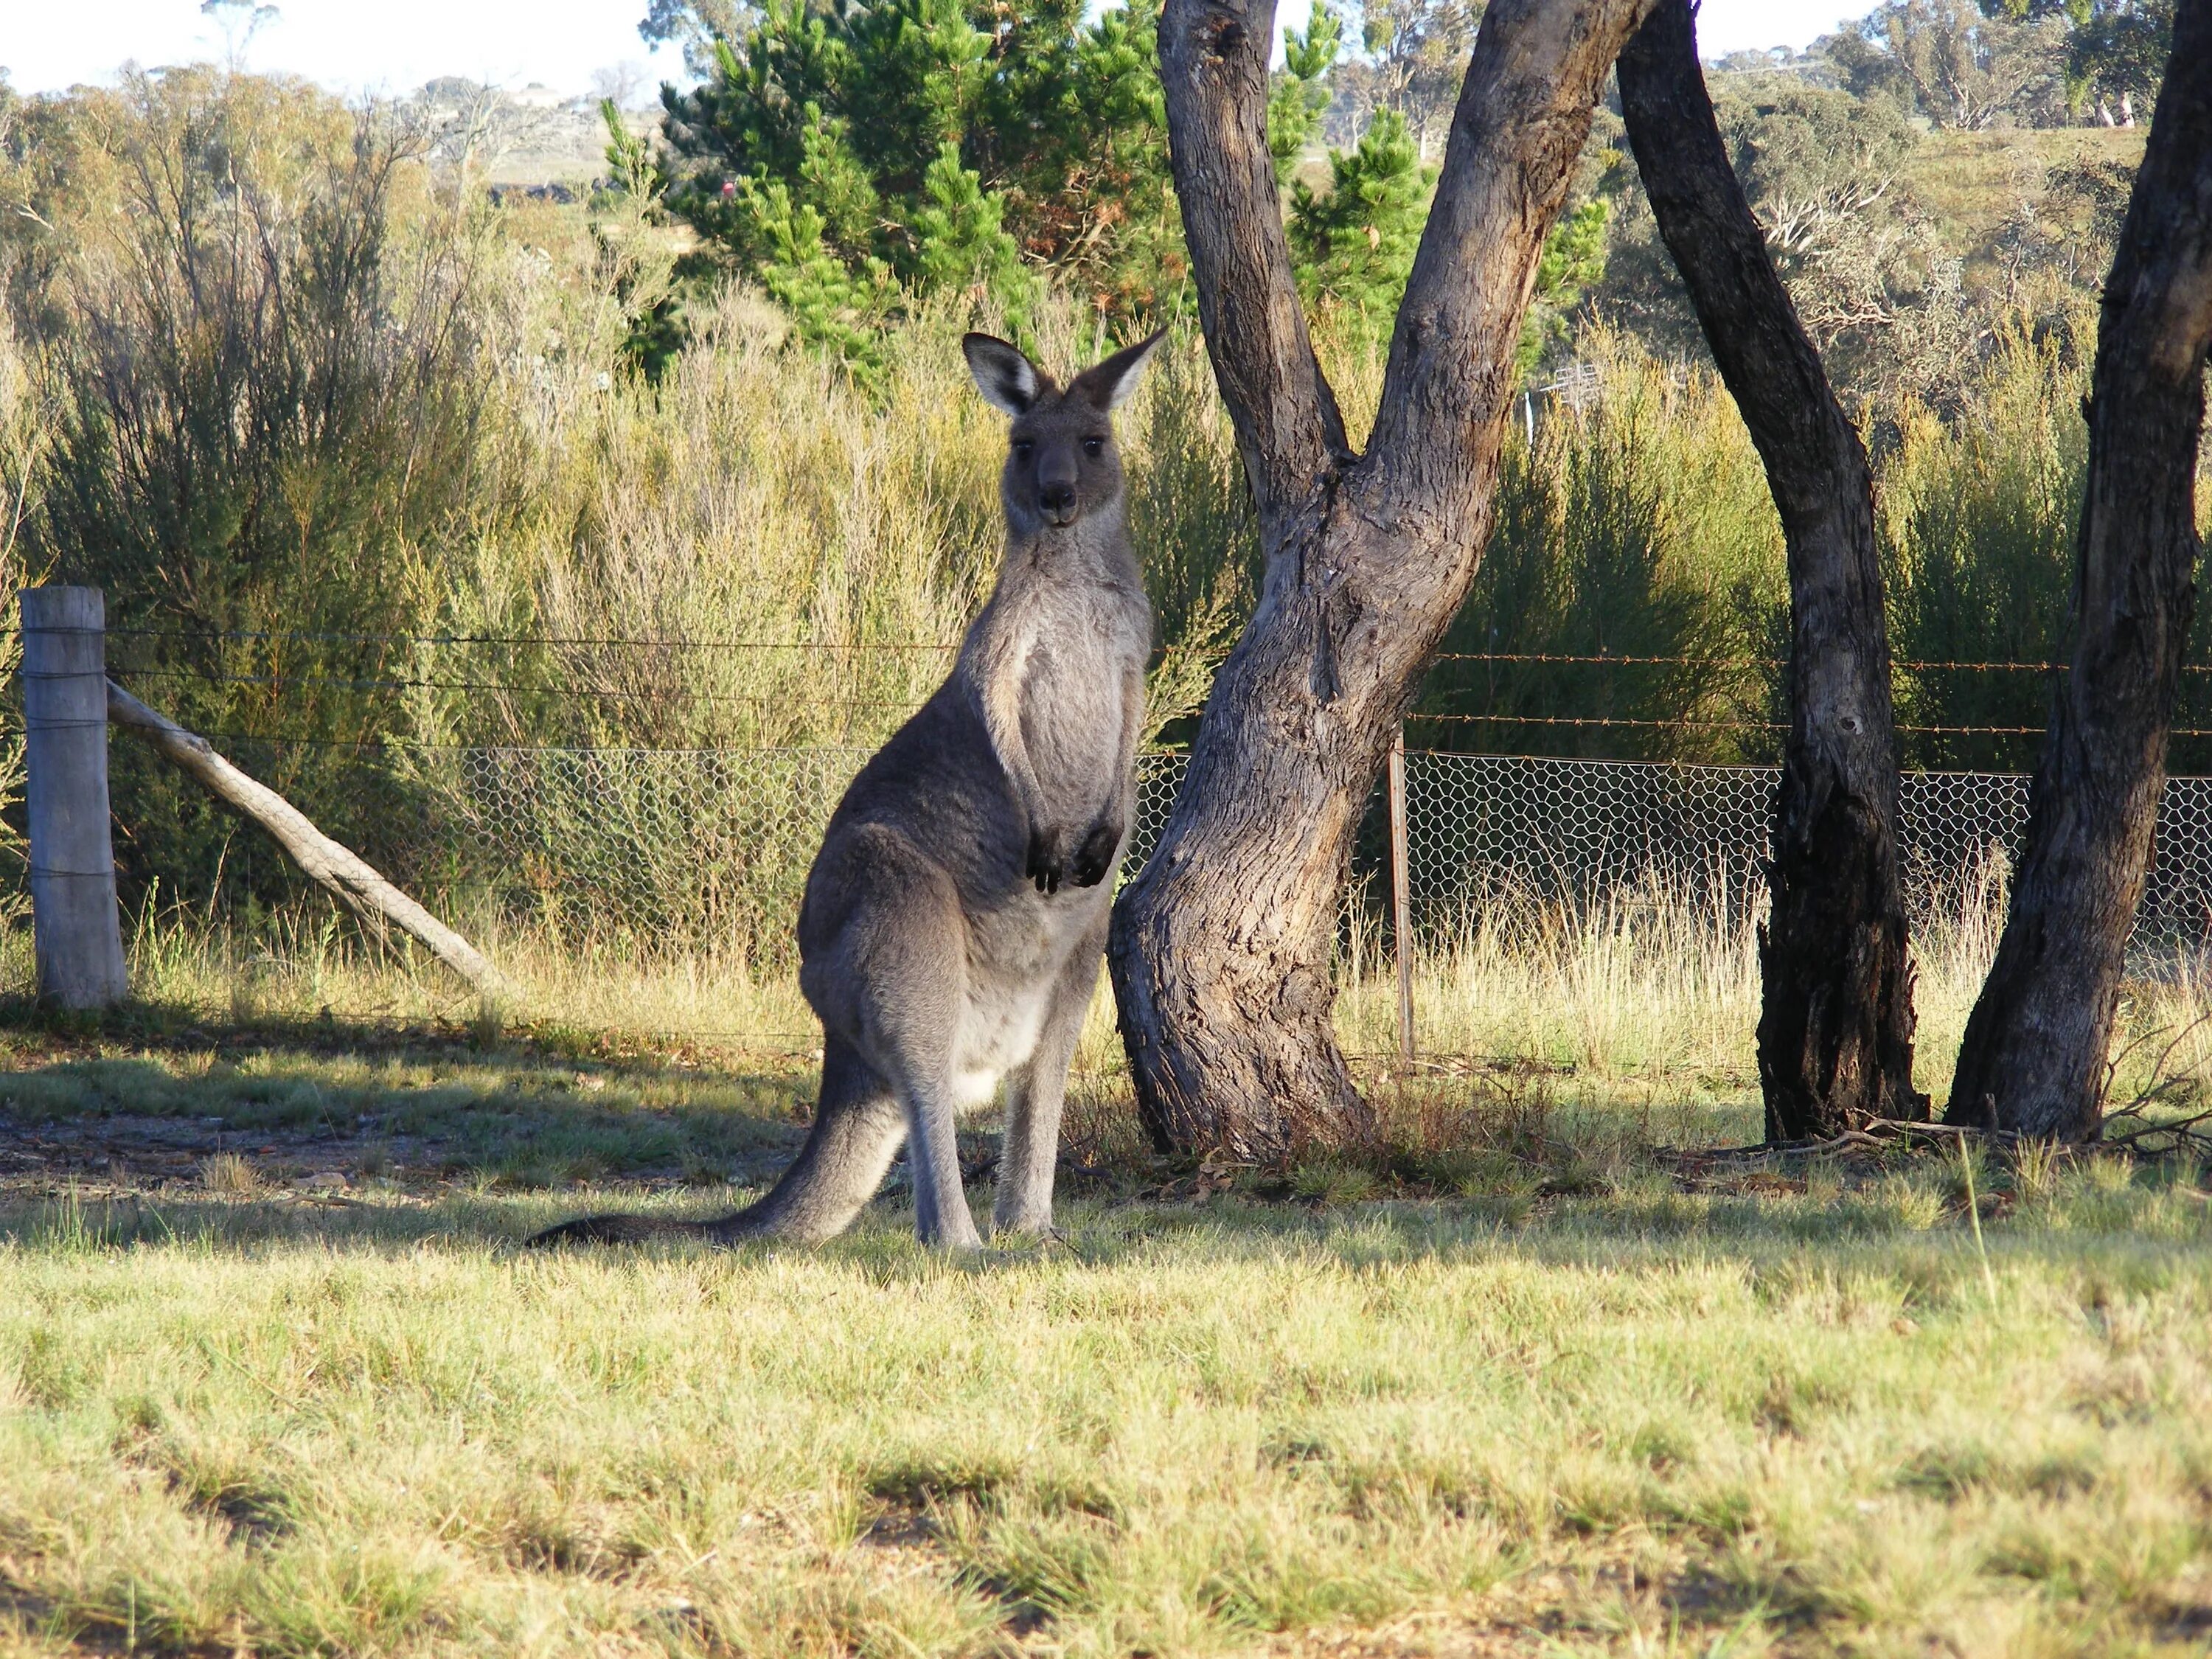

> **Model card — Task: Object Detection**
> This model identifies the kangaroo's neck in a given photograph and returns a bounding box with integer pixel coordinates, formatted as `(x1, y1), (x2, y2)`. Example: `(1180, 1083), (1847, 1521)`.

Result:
(995, 499), (1140, 597)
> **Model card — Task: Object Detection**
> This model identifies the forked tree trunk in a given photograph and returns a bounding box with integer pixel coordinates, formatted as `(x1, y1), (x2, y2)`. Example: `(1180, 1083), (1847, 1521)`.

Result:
(1948, 2), (2212, 1140)
(1109, 0), (1658, 1158)
(1618, 0), (1925, 1141)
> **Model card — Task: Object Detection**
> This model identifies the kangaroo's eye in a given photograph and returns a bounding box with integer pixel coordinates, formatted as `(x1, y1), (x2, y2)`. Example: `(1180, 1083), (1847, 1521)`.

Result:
(1082, 437), (1104, 456)
(1011, 439), (1034, 458)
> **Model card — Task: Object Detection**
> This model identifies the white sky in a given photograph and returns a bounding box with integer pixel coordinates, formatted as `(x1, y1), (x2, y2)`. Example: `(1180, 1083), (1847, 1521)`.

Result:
(4, 0), (1874, 101)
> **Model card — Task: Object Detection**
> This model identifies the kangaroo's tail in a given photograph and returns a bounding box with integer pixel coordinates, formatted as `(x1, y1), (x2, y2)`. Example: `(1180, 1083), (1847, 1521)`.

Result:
(527, 1040), (905, 1248)
(526, 1211), (728, 1247)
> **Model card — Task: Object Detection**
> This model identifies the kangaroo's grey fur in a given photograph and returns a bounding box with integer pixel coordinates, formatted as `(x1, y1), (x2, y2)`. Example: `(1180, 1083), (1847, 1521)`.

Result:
(531, 329), (1164, 1251)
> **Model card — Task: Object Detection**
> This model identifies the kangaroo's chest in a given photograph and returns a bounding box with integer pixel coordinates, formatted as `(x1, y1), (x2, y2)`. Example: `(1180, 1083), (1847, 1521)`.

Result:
(1018, 586), (1144, 798)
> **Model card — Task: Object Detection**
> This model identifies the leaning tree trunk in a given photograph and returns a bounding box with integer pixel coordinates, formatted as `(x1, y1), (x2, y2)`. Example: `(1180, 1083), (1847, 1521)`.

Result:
(1947, 1), (2212, 1140)
(1618, 0), (1925, 1141)
(1110, 0), (1659, 1159)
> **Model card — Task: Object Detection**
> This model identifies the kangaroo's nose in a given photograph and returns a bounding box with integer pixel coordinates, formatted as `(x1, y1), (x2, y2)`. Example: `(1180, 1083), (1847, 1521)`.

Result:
(1040, 480), (1077, 517)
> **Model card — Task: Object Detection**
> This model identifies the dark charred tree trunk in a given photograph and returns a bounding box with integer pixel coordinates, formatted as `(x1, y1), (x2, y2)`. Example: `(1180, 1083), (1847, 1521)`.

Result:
(1947, 2), (2212, 1141)
(1109, 0), (1659, 1159)
(1618, 0), (1926, 1142)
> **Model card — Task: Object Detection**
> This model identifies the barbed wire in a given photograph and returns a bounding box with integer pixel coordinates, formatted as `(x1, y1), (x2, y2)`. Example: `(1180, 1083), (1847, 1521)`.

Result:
(1409, 712), (2212, 738)
(112, 668), (926, 711)
(74, 628), (2212, 675)
(102, 627), (960, 653)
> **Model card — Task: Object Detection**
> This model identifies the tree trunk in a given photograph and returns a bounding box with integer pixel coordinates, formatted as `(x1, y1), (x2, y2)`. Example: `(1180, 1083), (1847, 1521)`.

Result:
(1110, 0), (1658, 1159)
(1947, 2), (2212, 1140)
(1618, 0), (1925, 1142)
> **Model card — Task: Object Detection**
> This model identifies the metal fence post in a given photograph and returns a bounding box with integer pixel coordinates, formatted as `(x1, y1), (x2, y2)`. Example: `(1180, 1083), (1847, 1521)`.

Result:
(1388, 727), (1413, 1063)
(21, 586), (126, 1009)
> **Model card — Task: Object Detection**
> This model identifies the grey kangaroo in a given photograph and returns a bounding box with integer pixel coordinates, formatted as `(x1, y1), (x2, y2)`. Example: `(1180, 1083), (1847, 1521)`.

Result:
(531, 329), (1163, 1251)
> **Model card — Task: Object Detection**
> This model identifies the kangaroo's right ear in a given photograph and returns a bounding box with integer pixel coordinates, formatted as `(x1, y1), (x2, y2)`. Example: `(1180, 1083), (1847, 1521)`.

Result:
(963, 333), (1043, 417)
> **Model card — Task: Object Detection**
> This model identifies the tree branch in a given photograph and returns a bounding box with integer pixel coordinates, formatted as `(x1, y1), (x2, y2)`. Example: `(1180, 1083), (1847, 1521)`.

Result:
(1618, 0), (1872, 535)
(1158, 0), (1345, 535)
(1363, 0), (1657, 529)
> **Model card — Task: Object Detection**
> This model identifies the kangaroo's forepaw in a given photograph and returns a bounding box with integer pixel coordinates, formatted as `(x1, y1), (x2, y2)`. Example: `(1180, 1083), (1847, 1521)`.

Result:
(1026, 826), (1068, 894)
(1071, 819), (1122, 888)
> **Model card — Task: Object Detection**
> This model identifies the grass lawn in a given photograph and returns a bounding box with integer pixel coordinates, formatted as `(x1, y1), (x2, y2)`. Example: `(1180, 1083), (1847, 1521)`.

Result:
(0, 1008), (2208, 1657)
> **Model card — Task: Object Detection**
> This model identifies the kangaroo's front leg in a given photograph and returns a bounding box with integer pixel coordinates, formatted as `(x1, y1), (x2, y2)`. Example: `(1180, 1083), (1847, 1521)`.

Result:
(1070, 662), (1145, 889)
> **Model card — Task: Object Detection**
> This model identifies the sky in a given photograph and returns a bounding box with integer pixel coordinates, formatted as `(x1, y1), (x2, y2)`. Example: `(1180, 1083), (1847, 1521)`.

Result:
(4, 0), (1874, 101)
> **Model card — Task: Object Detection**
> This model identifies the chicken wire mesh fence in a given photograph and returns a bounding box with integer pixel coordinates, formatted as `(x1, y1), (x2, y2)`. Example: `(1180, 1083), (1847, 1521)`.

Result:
(102, 742), (2212, 964)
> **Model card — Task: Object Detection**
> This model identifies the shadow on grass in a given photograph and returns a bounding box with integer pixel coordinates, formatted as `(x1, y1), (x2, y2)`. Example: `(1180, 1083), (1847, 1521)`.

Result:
(0, 997), (819, 1188)
(4, 1003), (2211, 1281)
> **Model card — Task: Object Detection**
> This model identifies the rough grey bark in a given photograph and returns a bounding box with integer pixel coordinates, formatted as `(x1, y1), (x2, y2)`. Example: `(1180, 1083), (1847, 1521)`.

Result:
(1618, 0), (1925, 1142)
(1948, 0), (2212, 1140)
(1109, 0), (1658, 1158)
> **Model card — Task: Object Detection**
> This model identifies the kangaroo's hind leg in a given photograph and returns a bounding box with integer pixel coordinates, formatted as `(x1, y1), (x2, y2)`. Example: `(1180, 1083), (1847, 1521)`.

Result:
(808, 830), (985, 1251)
(707, 1037), (905, 1245)
(993, 913), (1107, 1238)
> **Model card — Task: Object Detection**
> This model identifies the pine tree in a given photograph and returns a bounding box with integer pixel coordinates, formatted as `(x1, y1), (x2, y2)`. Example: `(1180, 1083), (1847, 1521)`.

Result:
(1288, 108), (1430, 346)
(650, 0), (1196, 363)
(1270, 2), (1344, 182)
(1519, 198), (1611, 376)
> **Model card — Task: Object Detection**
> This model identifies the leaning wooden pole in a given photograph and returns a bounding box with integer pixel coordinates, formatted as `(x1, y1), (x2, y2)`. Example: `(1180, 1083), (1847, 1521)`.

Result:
(106, 681), (507, 998)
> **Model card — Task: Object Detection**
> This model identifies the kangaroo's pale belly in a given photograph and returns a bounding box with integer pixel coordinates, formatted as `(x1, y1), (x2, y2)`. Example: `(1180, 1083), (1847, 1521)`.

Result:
(952, 889), (1106, 1104)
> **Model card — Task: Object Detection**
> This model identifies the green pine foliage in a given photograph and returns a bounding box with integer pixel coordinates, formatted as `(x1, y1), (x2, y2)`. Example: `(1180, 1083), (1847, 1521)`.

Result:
(1288, 109), (1431, 347)
(1518, 197), (1613, 378)
(913, 142), (1033, 325)
(1270, 2), (1344, 181)
(740, 176), (898, 372)
(654, 0), (1183, 365)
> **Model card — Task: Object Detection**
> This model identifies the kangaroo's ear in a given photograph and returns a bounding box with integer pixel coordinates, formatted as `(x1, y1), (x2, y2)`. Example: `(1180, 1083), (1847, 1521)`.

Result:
(963, 333), (1043, 416)
(1070, 328), (1169, 411)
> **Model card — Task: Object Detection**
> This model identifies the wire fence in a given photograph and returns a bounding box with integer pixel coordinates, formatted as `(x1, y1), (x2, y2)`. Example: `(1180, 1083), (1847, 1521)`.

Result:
(129, 738), (2212, 966)
(74, 634), (2212, 967)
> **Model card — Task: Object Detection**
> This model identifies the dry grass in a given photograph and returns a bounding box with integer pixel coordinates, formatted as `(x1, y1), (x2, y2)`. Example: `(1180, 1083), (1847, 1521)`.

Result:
(45, 855), (2212, 1124)
(0, 880), (2209, 1654)
(0, 1033), (2209, 1657)
(196, 1150), (259, 1196)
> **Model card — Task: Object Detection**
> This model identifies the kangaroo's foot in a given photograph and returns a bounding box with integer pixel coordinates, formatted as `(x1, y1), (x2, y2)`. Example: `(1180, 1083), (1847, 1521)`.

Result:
(917, 1206), (986, 1252)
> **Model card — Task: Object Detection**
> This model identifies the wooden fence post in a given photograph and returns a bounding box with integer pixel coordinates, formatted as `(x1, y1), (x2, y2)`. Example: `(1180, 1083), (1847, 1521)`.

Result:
(1388, 727), (1414, 1064)
(21, 587), (126, 1009)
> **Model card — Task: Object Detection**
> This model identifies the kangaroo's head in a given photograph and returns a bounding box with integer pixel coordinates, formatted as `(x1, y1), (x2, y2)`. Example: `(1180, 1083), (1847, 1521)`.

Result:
(962, 330), (1167, 538)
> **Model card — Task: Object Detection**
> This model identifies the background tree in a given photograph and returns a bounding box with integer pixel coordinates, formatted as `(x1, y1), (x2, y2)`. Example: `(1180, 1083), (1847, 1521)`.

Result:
(1329, 0), (1484, 159)
(1824, 0), (2070, 128)
(1288, 108), (1430, 347)
(1107, 0), (1658, 1159)
(1946, 0), (2212, 1139)
(642, 0), (1357, 353)
(1620, 0), (1924, 1141)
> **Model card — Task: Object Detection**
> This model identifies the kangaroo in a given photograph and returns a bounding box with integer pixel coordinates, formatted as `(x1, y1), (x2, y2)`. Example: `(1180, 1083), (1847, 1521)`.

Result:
(531, 329), (1164, 1251)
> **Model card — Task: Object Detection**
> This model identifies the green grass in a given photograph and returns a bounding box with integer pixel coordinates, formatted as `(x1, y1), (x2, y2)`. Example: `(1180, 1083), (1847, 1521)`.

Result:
(0, 1015), (2210, 1656)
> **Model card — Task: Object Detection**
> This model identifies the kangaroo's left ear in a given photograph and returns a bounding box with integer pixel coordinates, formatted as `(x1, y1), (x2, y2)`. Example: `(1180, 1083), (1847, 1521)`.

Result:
(1069, 329), (1169, 412)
